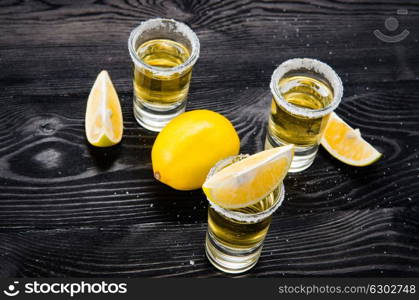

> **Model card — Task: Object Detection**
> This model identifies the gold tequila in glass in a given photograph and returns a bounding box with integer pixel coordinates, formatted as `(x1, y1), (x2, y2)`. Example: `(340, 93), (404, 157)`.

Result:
(265, 58), (343, 172)
(205, 155), (285, 273)
(128, 18), (200, 131)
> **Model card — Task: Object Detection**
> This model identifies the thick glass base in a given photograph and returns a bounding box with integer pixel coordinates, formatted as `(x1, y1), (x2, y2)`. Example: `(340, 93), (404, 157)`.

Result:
(265, 133), (318, 173)
(205, 231), (263, 274)
(133, 96), (186, 132)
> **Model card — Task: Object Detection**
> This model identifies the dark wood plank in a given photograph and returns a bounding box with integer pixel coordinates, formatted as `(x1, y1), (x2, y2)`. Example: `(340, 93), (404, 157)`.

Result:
(0, 0), (418, 277)
(1, 208), (418, 277)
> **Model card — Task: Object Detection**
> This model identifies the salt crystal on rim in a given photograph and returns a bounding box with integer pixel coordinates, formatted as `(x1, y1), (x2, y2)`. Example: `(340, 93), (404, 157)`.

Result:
(270, 58), (343, 118)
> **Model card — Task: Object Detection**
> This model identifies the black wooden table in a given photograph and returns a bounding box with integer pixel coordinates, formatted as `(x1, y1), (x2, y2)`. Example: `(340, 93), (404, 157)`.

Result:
(0, 0), (418, 277)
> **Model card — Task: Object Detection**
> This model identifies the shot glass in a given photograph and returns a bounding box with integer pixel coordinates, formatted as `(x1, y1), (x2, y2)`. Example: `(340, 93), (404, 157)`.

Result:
(205, 155), (285, 274)
(265, 58), (343, 172)
(128, 18), (200, 131)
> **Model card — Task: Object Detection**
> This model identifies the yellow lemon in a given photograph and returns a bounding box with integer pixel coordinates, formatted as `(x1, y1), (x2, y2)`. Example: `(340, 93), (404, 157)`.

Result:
(85, 70), (123, 147)
(152, 110), (240, 190)
(202, 145), (294, 209)
(321, 112), (382, 166)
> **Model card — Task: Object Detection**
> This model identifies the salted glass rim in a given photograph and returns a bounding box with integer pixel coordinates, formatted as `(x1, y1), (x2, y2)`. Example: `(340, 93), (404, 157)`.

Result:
(128, 18), (200, 76)
(205, 155), (285, 223)
(270, 58), (343, 118)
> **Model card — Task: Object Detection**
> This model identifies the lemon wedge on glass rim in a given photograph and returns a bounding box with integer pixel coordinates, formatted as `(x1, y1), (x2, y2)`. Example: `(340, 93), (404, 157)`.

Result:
(321, 112), (382, 166)
(202, 145), (294, 209)
(85, 70), (123, 147)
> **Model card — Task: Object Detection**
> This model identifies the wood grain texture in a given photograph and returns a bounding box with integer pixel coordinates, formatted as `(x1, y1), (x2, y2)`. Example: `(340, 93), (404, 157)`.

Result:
(0, 0), (418, 277)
